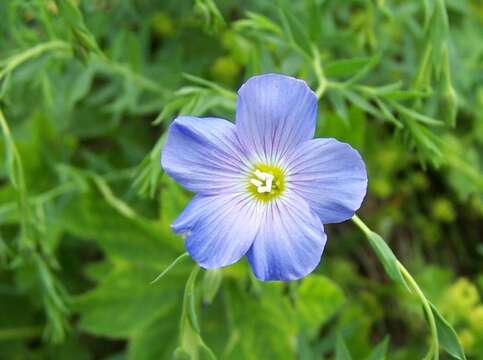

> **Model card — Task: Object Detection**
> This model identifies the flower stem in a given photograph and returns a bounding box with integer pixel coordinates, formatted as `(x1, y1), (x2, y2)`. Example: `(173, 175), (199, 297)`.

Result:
(352, 215), (439, 360)
(311, 45), (327, 99)
(398, 261), (439, 360)
(351, 214), (371, 235)
(177, 265), (218, 359)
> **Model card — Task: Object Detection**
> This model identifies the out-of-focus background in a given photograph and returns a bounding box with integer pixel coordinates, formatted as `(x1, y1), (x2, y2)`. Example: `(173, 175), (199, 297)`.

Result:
(0, 0), (482, 359)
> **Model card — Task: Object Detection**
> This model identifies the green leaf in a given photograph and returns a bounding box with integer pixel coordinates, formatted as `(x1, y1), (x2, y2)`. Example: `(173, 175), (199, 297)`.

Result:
(55, 0), (103, 58)
(75, 263), (187, 338)
(373, 97), (403, 128)
(391, 101), (444, 127)
(325, 58), (376, 78)
(67, 65), (94, 106)
(240, 12), (283, 35)
(61, 190), (182, 266)
(128, 309), (179, 360)
(365, 337), (389, 360)
(318, 106), (367, 150)
(151, 252), (190, 284)
(327, 91), (349, 123)
(161, 175), (192, 225)
(340, 89), (385, 119)
(277, 0), (312, 56)
(224, 281), (297, 360)
(344, 54), (381, 85)
(406, 119), (443, 163)
(366, 231), (407, 289)
(132, 136), (166, 198)
(335, 335), (353, 360)
(352, 216), (407, 289)
(202, 269), (223, 305)
(296, 275), (345, 339)
(193, 0), (226, 34)
(430, 303), (466, 360)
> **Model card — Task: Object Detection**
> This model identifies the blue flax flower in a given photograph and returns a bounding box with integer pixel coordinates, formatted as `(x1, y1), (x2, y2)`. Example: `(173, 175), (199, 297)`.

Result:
(161, 74), (367, 281)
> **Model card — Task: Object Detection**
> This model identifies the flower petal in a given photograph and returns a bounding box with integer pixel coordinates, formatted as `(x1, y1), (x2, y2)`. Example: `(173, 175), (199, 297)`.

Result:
(286, 138), (367, 224)
(246, 191), (327, 281)
(235, 74), (317, 164)
(172, 193), (262, 268)
(161, 116), (249, 195)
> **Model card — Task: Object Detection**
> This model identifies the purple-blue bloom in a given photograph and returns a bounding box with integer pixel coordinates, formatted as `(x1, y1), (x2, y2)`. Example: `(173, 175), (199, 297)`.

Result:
(161, 74), (367, 281)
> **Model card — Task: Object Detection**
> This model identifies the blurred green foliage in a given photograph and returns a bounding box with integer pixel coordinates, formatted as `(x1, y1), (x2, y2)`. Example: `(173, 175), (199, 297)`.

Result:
(0, 0), (482, 359)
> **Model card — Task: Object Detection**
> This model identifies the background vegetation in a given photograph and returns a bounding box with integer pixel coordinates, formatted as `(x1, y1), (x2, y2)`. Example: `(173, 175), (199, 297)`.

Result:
(0, 0), (482, 359)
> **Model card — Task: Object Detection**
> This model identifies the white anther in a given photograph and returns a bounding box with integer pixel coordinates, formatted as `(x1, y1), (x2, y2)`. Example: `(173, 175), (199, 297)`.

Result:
(254, 169), (267, 180)
(251, 170), (274, 194)
(250, 179), (263, 187)
(265, 174), (273, 192)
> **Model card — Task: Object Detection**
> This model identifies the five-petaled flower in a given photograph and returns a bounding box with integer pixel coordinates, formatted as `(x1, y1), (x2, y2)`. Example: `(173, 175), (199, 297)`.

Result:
(161, 74), (367, 281)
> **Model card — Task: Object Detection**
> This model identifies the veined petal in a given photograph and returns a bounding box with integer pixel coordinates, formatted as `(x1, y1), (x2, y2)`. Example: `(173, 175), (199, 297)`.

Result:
(235, 74), (317, 165)
(161, 116), (248, 195)
(247, 191), (327, 281)
(286, 138), (367, 224)
(172, 193), (262, 268)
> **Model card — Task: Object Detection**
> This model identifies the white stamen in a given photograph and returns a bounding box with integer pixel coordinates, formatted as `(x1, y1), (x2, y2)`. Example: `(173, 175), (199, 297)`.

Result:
(251, 170), (274, 194)
(265, 174), (273, 192)
(250, 179), (263, 187)
(254, 169), (267, 180)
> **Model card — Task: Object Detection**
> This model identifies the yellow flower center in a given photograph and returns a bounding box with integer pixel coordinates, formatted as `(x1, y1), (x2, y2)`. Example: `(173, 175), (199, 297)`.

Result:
(247, 164), (285, 201)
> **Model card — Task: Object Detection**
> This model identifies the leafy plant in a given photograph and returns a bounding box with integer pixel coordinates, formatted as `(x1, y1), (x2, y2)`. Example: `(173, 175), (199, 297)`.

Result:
(1, 0), (481, 359)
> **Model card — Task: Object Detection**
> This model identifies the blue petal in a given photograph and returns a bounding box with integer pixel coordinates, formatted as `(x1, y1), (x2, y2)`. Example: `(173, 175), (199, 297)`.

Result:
(235, 74), (317, 165)
(286, 138), (367, 224)
(172, 193), (262, 269)
(246, 191), (327, 281)
(161, 116), (249, 195)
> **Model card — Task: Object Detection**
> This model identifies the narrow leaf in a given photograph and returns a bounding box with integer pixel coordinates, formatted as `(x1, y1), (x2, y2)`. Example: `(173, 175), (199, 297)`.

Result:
(430, 303), (466, 360)
(335, 335), (353, 360)
(277, 0), (312, 56)
(392, 102), (444, 127)
(365, 337), (389, 360)
(341, 89), (385, 119)
(352, 216), (407, 289)
(151, 252), (190, 284)
(325, 58), (375, 78)
(366, 231), (407, 288)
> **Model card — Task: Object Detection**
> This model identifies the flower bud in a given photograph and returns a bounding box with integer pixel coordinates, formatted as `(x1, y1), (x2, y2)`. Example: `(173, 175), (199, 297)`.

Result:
(441, 85), (458, 127)
(173, 347), (191, 360)
(202, 269), (222, 305)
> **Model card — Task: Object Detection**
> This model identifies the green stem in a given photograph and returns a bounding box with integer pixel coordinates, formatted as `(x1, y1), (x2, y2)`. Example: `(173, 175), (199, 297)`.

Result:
(398, 262), (439, 360)
(0, 168), (135, 219)
(0, 41), (167, 97)
(0, 108), (31, 249)
(352, 215), (439, 360)
(311, 46), (327, 99)
(351, 214), (371, 235)
(177, 265), (218, 359)
(1, 108), (69, 342)
(0, 41), (70, 80)
(179, 265), (201, 353)
(101, 60), (170, 96)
